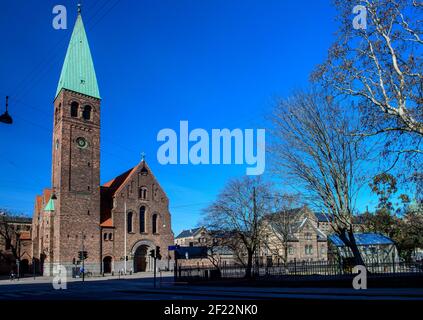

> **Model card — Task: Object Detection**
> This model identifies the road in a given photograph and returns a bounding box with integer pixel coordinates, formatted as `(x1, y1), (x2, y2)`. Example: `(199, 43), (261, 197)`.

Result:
(0, 273), (423, 300)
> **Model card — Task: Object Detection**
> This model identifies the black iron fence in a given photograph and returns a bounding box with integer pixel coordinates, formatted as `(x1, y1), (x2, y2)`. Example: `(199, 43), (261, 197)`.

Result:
(176, 260), (423, 281)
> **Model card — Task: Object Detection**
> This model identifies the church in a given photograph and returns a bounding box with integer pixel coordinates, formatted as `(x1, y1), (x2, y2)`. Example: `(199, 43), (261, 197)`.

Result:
(31, 7), (174, 276)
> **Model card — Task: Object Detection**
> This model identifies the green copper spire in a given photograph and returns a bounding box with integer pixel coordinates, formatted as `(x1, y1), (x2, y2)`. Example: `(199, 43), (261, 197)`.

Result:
(44, 198), (55, 212)
(55, 9), (100, 99)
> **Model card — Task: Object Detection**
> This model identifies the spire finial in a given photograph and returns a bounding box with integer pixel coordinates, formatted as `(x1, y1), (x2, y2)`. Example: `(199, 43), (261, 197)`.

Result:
(77, 3), (82, 14)
(141, 152), (146, 162)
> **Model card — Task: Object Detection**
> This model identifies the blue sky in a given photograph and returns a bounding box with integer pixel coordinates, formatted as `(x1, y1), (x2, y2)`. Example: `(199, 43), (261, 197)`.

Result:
(0, 0), (382, 235)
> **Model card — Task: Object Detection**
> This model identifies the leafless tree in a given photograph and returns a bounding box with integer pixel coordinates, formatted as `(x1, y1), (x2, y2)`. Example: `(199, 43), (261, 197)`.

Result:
(313, 0), (422, 160)
(270, 90), (369, 266)
(0, 210), (22, 262)
(201, 231), (237, 269)
(202, 177), (273, 278)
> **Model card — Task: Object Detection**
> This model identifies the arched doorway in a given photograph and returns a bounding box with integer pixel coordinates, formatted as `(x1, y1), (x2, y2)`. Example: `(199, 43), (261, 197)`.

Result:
(134, 245), (148, 272)
(103, 256), (112, 273)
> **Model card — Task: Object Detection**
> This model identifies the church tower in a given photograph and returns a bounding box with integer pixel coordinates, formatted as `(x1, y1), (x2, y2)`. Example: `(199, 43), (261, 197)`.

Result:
(49, 6), (101, 275)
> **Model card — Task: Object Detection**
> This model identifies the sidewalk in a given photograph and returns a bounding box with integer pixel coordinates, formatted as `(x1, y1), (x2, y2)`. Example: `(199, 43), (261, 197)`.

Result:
(0, 271), (174, 285)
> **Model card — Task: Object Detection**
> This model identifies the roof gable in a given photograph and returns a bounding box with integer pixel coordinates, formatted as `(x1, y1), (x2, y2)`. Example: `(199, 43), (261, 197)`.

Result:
(175, 227), (204, 239)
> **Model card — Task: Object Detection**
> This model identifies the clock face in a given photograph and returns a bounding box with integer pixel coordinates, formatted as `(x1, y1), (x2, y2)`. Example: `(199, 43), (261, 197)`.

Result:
(76, 137), (88, 149)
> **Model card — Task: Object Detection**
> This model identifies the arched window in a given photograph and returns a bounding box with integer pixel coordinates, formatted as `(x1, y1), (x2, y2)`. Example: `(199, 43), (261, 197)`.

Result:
(139, 187), (147, 200)
(127, 212), (133, 233)
(82, 105), (91, 120)
(103, 233), (108, 241)
(139, 206), (146, 233)
(152, 213), (158, 234)
(55, 103), (61, 124)
(108, 233), (113, 241)
(71, 102), (79, 117)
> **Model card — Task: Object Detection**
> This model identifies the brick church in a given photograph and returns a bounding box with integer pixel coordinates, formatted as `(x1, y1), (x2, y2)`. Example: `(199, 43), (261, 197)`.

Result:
(31, 7), (174, 276)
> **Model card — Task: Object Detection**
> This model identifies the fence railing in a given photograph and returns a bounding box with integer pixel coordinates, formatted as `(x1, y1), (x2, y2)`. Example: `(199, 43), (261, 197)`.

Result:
(176, 260), (423, 281)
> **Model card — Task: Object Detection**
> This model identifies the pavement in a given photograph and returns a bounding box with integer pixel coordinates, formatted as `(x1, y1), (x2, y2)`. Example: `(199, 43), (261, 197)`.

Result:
(0, 273), (423, 300)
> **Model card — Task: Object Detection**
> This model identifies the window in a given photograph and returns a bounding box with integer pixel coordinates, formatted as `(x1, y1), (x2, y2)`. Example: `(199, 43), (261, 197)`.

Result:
(305, 245), (313, 255)
(127, 212), (133, 233)
(71, 102), (78, 117)
(82, 105), (91, 120)
(189, 242), (194, 247)
(139, 206), (146, 233)
(55, 103), (61, 124)
(305, 233), (312, 240)
(288, 246), (294, 255)
(103, 233), (108, 241)
(152, 213), (158, 234)
(139, 187), (148, 200)
(108, 233), (113, 241)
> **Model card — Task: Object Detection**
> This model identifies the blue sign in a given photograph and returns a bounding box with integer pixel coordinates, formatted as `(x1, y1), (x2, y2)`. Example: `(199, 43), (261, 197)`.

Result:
(175, 246), (208, 259)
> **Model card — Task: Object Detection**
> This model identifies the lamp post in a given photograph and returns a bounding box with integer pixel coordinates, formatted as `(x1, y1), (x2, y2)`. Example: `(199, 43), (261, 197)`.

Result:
(0, 96), (13, 124)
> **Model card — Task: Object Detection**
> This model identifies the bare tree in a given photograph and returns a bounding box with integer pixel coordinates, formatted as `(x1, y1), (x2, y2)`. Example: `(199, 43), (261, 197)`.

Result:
(202, 231), (238, 269)
(0, 210), (22, 262)
(313, 0), (422, 157)
(270, 90), (368, 266)
(202, 177), (273, 279)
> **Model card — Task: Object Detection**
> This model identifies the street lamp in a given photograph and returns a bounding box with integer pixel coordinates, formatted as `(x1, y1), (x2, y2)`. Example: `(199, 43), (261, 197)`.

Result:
(0, 96), (13, 124)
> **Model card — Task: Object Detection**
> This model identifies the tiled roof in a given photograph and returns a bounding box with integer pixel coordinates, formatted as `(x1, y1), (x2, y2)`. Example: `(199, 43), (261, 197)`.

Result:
(35, 195), (43, 213)
(175, 227), (203, 239)
(328, 233), (394, 247)
(100, 218), (113, 228)
(42, 189), (51, 205)
(103, 167), (135, 193)
(100, 161), (155, 225)
(100, 166), (136, 222)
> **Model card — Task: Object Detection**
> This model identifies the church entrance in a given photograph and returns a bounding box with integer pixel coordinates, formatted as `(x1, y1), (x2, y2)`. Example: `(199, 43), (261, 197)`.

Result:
(103, 256), (112, 274)
(134, 245), (148, 272)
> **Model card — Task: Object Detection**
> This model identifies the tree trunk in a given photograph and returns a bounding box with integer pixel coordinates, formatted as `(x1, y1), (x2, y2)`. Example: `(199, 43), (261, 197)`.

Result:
(245, 250), (253, 279)
(283, 244), (289, 273)
(338, 228), (365, 267)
